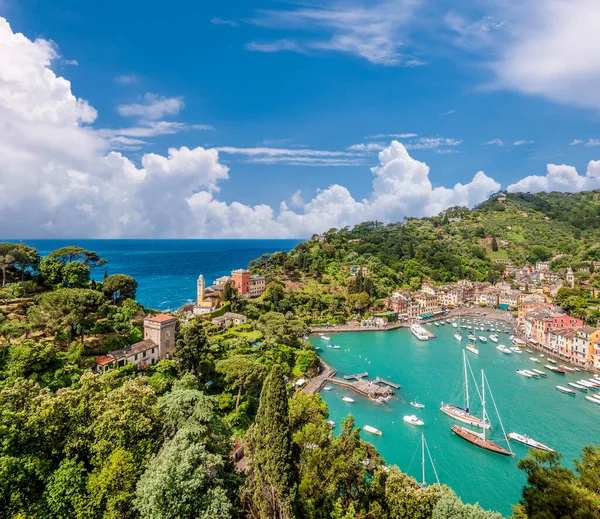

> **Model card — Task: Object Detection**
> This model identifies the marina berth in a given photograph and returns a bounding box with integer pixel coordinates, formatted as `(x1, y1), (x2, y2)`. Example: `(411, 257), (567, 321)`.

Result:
(363, 425), (382, 435)
(556, 385), (577, 395)
(507, 433), (554, 452)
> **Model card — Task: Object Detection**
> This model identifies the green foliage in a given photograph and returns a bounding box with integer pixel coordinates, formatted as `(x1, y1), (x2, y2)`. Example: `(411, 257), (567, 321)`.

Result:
(432, 488), (502, 519)
(62, 261), (91, 287)
(174, 320), (212, 379)
(216, 355), (266, 412)
(5, 338), (56, 379)
(48, 246), (107, 268)
(103, 274), (138, 301)
(244, 364), (298, 519)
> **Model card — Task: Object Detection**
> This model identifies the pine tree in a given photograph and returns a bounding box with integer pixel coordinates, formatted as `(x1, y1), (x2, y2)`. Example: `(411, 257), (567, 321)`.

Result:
(491, 237), (498, 252)
(245, 364), (298, 519)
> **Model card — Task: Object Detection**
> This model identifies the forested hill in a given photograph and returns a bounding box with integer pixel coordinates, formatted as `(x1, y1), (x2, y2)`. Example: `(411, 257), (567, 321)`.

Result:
(251, 190), (600, 295)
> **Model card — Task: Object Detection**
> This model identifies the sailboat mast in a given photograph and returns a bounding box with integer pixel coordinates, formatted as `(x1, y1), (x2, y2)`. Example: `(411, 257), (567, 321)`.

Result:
(421, 433), (425, 486)
(463, 351), (470, 411)
(481, 369), (486, 441)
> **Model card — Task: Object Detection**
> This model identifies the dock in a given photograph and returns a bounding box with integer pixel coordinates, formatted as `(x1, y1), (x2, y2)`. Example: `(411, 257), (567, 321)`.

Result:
(375, 377), (401, 389)
(327, 377), (395, 399)
(343, 372), (368, 381)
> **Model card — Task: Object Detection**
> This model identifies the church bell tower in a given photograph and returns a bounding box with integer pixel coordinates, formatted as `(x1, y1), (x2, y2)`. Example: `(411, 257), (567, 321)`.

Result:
(197, 274), (205, 304)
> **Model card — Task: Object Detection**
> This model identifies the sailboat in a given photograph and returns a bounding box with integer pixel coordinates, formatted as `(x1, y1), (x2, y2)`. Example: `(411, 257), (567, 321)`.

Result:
(451, 370), (513, 457)
(441, 351), (491, 429)
(419, 433), (440, 488)
(454, 316), (463, 341)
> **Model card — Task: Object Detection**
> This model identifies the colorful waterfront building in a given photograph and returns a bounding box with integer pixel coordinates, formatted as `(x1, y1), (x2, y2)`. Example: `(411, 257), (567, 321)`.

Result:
(231, 269), (251, 295)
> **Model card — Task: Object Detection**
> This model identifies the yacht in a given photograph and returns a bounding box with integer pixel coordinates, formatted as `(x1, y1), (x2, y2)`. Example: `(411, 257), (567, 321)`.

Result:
(568, 382), (588, 392)
(545, 364), (566, 374)
(531, 369), (547, 377)
(468, 333), (476, 341)
(466, 344), (479, 356)
(321, 335), (331, 341)
(496, 345), (512, 354)
(556, 385), (576, 395)
(410, 323), (430, 341)
(403, 415), (424, 426)
(509, 346), (522, 354)
(508, 433), (554, 452)
(489, 334), (499, 343)
(478, 336), (487, 343)
(584, 395), (600, 405)
(363, 425), (382, 435)
(342, 396), (355, 403)
(529, 357), (541, 363)
(516, 370), (532, 378)
(410, 399), (425, 409)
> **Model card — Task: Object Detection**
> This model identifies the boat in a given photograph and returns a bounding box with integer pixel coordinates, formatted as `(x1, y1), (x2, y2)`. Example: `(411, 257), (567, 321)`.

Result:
(411, 323), (431, 341)
(450, 370), (513, 457)
(326, 419), (335, 429)
(342, 396), (355, 403)
(587, 379), (600, 388)
(419, 434), (441, 487)
(435, 322), (439, 327)
(454, 332), (463, 341)
(560, 365), (575, 372)
(478, 336), (487, 343)
(509, 346), (522, 354)
(441, 351), (491, 430)
(321, 335), (331, 341)
(323, 385), (333, 391)
(531, 369), (548, 377)
(489, 335), (498, 343)
(529, 357), (541, 363)
(525, 349), (534, 354)
(496, 345), (512, 354)
(523, 370), (539, 378)
(403, 415), (424, 426)
(577, 380), (595, 388)
(508, 433), (554, 452)
(466, 343), (479, 355)
(516, 370), (533, 378)
(568, 382), (588, 392)
(452, 322), (458, 328)
(327, 344), (341, 349)
(547, 358), (557, 364)
(363, 425), (382, 435)
(545, 364), (566, 374)
(584, 395), (600, 405)
(556, 385), (577, 395)
(468, 334), (476, 341)
(410, 399), (425, 409)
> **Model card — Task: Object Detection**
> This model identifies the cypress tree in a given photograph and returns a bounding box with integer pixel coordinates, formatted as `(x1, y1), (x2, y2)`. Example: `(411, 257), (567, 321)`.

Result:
(246, 364), (297, 519)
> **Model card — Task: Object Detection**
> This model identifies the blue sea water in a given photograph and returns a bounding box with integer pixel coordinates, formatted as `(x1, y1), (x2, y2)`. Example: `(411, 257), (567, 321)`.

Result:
(7, 239), (301, 309)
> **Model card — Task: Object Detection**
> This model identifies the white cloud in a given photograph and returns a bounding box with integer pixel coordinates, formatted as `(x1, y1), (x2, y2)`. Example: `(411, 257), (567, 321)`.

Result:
(366, 132), (417, 139)
(211, 17), (238, 27)
(248, 0), (424, 66)
(441, 109), (456, 116)
(98, 121), (213, 149)
(514, 140), (533, 146)
(117, 93), (184, 120)
(483, 139), (504, 146)
(245, 39), (306, 54)
(585, 139), (600, 147)
(406, 137), (462, 150)
(115, 74), (139, 85)
(507, 161), (600, 193)
(347, 142), (386, 152)
(570, 139), (584, 146)
(63, 59), (78, 66)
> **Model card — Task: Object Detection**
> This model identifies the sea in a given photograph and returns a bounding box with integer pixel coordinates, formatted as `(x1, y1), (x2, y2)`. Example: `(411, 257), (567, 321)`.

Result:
(9, 239), (301, 309)
(315, 323), (600, 515)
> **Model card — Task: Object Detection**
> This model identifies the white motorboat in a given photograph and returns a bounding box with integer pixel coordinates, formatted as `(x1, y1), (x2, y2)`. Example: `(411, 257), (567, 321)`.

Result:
(556, 385), (576, 395)
(496, 345), (512, 354)
(466, 344), (479, 355)
(568, 382), (588, 392)
(342, 396), (355, 403)
(478, 336), (487, 343)
(323, 385), (333, 391)
(454, 332), (462, 341)
(321, 335), (331, 341)
(363, 425), (382, 435)
(523, 370), (539, 378)
(403, 415), (424, 426)
(411, 323), (430, 341)
(577, 380), (595, 388)
(516, 370), (532, 378)
(529, 357), (541, 363)
(327, 344), (341, 349)
(435, 322), (439, 327)
(560, 365), (575, 372)
(508, 433), (554, 452)
(509, 346), (522, 354)
(584, 394), (600, 405)
(468, 334), (476, 341)
(489, 335), (499, 343)
(326, 420), (335, 429)
(452, 322), (458, 328)
(531, 369), (547, 377)
(547, 358), (557, 364)
(410, 399), (425, 409)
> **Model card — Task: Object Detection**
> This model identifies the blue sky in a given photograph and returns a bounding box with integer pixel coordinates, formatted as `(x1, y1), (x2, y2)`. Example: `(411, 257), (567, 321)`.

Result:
(1, 0), (600, 238)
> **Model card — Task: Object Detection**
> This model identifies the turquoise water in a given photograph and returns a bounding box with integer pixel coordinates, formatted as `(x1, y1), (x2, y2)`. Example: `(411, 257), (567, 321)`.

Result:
(315, 321), (600, 515)
(5, 239), (301, 309)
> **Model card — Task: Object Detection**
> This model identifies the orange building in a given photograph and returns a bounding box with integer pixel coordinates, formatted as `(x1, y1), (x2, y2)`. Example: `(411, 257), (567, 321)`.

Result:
(231, 269), (251, 295)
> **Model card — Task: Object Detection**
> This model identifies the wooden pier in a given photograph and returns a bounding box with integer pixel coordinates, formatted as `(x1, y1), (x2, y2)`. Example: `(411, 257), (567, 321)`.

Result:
(327, 377), (395, 399)
(375, 377), (401, 389)
(343, 372), (368, 381)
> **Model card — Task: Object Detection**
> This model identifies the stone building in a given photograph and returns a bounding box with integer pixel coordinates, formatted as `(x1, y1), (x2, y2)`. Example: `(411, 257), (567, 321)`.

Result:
(249, 274), (266, 298)
(211, 312), (247, 329)
(231, 269), (251, 296)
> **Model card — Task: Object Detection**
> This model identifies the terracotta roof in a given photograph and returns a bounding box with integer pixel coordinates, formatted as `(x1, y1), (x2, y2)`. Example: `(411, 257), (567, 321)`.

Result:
(147, 313), (177, 323)
(96, 355), (115, 366)
(109, 339), (157, 360)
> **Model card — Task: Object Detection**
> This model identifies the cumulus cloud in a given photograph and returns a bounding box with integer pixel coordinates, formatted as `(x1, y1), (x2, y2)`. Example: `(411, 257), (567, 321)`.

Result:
(507, 161), (600, 193)
(117, 93), (185, 120)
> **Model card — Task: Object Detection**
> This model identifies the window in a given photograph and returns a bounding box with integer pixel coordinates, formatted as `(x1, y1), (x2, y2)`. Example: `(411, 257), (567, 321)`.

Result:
(166, 330), (171, 337)
(143, 351), (147, 357)
(152, 348), (155, 353)
(135, 354), (138, 361)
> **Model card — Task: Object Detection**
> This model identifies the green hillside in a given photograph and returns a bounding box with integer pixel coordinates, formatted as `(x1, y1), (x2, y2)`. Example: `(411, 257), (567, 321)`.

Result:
(251, 190), (600, 298)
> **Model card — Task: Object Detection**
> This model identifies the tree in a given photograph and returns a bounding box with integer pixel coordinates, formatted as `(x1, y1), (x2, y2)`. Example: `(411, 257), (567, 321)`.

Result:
(216, 355), (266, 411)
(103, 274), (138, 301)
(11, 244), (40, 281)
(6, 339), (56, 379)
(39, 256), (65, 286)
(245, 364), (298, 519)
(0, 253), (15, 288)
(48, 246), (107, 268)
(62, 262), (91, 288)
(174, 321), (212, 378)
(347, 292), (371, 312)
(491, 237), (498, 252)
(432, 487), (502, 519)
(264, 282), (285, 306)
(41, 457), (87, 519)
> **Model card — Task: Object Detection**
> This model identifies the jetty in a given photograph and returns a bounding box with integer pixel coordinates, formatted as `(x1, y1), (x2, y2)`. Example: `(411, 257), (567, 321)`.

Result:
(375, 377), (401, 389)
(343, 372), (368, 381)
(327, 377), (395, 398)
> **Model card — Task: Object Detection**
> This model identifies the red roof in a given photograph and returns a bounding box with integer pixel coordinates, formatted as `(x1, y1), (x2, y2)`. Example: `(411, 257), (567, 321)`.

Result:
(96, 355), (115, 366)
(147, 313), (177, 323)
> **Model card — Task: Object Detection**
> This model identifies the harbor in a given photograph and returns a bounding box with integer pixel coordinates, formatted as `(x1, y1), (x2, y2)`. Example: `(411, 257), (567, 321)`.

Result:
(313, 321), (600, 515)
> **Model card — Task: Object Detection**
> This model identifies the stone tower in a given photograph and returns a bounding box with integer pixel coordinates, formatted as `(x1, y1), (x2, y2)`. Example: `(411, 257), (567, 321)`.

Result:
(143, 314), (177, 359)
(197, 274), (205, 304)
(566, 267), (575, 288)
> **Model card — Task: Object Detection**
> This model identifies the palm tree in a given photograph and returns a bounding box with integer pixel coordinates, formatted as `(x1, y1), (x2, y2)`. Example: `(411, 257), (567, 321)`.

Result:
(0, 254), (15, 287)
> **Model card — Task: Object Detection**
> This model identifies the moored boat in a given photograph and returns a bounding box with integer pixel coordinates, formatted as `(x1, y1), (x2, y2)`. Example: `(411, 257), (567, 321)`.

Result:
(403, 415), (424, 426)
(529, 357), (541, 363)
(531, 369), (548, 377)
(363, 425), (383, 435)
(323, 385), (333, 391)
(523, 370), (539, 378)
(466, 344), (479, 355)
(556, 385), (576, 395)
(547, 358), (557, 364)
(584, 395), (600, 405)
(545, 364), (566, 374)
(342, 396), (355, 403)
(410, 400), (425, 409)
(509, 346), (522, 354)
(478, 336), (487, 343)
(496, 345), (512, 354)
(454, 332), (462, 341)
(321, 335), (331, 341)
(451, 425), (513, 456)
(508, 432), (554, 452)
(568, 382), (588, 392)
(411, 323), (431, 341)
(327, 344), (341, 349)
(516, 370), (532, 378)
(489, 335), (498, 343)
(560, 365), (575, 372)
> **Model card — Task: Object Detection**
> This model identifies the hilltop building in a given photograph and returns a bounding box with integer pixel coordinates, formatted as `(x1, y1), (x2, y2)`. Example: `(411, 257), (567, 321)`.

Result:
(96, 314), (177, 373)
(566, 267), (575, 288)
